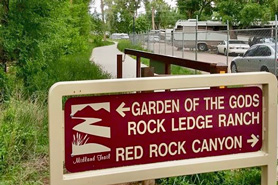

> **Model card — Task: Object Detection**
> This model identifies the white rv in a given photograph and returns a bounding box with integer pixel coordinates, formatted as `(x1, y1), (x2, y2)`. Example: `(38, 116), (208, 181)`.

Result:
(173, 19), (227, 51)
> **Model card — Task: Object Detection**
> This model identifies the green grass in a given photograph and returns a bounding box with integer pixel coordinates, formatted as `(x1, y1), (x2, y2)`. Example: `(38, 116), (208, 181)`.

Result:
(0, 92), (48, 184)
(171, 65), (199, 75)
(158, 168), (261, 185)
(117, 39), (146, 52)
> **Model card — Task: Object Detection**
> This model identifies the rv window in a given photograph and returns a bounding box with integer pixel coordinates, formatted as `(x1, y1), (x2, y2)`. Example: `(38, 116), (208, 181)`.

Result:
(176, 26), (183, 31)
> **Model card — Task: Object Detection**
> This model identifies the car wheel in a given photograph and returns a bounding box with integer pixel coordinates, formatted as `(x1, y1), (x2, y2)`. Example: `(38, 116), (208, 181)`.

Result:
(198, 43), (208, 51)
(231, 62), (238, 73)
(260, 66), (269, 72)
(224, 49), (229, 56)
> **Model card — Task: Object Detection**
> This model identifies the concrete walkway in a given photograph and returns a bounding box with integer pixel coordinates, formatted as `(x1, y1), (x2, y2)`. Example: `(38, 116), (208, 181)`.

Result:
(90, 42), (144, 78)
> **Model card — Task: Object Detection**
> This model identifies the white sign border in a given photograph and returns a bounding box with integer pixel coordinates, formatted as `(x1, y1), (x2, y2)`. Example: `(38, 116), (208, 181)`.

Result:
(49, 72), (277, 185)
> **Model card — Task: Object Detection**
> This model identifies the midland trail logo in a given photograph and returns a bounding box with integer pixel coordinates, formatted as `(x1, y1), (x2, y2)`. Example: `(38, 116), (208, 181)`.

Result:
(70, 102), (111, 156)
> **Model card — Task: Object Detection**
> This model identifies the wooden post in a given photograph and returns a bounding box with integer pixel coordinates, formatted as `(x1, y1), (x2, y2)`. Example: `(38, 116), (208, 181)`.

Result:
(141, 67), (154, 77)
(142, 180), (156, 185)
(210, 63), (227, 74)
(216, 63), (228, 73)
(136, 56), (141, 77)
(117, 54), (123, 78)
(165, 63), (171, 75)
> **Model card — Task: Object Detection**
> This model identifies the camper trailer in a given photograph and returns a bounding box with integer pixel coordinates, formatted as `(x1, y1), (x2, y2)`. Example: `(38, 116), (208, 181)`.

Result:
(173, 19), (227, 51)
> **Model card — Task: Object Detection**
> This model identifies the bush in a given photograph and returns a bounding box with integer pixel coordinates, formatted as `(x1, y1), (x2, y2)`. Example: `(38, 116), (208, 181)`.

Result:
(19, 42), (111, 99)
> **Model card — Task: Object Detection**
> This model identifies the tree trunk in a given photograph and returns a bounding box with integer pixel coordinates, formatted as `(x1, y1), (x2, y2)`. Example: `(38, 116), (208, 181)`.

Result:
(152, 7), (155, 30)
(100, 0), (106, 41)
(229, 26), (237, 39)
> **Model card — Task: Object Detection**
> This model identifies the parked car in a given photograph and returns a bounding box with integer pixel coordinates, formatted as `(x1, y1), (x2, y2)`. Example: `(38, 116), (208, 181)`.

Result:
(111, 33), (129, 40)
(230, 43), (278, 75)
(217, 40), (250, 56)
(248, 36), (275, 46)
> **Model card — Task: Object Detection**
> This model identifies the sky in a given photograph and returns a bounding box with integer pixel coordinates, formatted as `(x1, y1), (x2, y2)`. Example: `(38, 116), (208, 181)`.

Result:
(90, 0), (177, 14)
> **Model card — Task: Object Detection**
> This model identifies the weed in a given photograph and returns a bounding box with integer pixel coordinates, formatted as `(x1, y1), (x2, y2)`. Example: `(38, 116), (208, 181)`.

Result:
(0, 92), (48, 184)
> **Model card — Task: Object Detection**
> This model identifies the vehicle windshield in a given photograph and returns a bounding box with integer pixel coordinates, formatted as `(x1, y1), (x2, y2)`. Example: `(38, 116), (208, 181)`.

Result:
(229, 40), (246, 44)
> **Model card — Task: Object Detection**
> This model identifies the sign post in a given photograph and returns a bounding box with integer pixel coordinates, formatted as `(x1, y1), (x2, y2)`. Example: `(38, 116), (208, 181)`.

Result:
(49, 72), (277, 185)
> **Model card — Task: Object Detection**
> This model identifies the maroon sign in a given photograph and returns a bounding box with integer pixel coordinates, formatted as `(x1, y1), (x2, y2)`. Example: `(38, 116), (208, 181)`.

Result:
(65, 87), (262, 173)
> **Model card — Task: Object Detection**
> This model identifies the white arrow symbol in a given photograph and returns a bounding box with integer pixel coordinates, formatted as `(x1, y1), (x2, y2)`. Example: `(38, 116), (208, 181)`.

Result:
(247, 134), (259, 147)
(116, 102), (130, 117)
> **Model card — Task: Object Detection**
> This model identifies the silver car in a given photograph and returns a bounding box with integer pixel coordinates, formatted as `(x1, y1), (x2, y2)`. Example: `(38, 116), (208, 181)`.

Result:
(231, 43), (278, 75)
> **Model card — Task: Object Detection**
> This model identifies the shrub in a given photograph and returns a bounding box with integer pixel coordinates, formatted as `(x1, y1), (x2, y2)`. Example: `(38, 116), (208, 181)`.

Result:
(19, 42), (111, 99)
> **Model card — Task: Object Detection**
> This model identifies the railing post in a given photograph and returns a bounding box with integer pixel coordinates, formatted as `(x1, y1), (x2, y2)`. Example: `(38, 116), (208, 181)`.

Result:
(210, 63), (228, 89)
(165, 63), (171, 75)
(136, 56), (141, 77)
(215, 63), (228, 74)
(210, 63), (227, 74)
(117, 54), (123, 78)
(141, 66), (154, 77)
(209, 63), (217, 74)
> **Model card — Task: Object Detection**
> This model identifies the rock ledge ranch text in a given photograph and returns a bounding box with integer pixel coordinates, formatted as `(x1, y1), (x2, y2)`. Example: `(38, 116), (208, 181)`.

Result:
(116, 94), (260, 161)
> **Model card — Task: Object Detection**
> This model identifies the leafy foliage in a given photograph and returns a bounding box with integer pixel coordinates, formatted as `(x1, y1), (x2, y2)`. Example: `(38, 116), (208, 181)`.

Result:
(0, 0), (92, 97)
(129, 15), (150, 33)
(177, 0), (213, 20)
(210, 0), (273, 27)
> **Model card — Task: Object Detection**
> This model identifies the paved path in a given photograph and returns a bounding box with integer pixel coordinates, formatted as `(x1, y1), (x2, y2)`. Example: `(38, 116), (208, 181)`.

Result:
(90, 43), (144, 78)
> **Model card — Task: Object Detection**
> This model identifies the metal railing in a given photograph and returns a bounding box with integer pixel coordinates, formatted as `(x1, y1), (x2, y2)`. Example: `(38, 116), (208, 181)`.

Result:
(117, 49), (227, 78)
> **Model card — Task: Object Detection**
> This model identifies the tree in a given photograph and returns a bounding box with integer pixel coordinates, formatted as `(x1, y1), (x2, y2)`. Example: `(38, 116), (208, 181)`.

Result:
(155, 4), (183, 29)
(148, 0), (165, 30)
(105, 0), (142, 33)
(128, 15), (149, 33)
(177, 0), (213, 20)
(240, 2), (271, 27)
(0, 0), (92, 92)
(215, 0), (272, 28)
(144, 0), (179, 30)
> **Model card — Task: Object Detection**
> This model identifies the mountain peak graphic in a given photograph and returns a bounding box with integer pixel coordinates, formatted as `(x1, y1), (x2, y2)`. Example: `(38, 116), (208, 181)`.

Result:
(70, 102), (110, 117)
